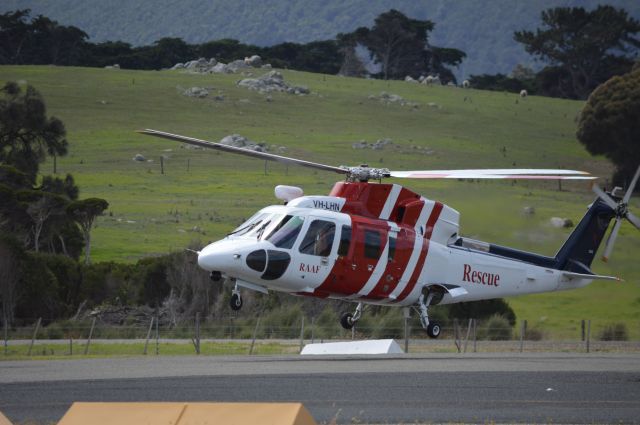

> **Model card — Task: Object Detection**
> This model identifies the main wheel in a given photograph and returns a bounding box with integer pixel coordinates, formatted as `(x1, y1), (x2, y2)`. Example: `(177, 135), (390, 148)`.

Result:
(229, 293), (243, 311)
(426, 322), (441, 338)
(340, 312), (355, 330)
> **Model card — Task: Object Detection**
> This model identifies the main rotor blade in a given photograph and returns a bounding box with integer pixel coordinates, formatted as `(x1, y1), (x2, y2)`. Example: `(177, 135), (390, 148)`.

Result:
(602, 218), (622, 262)
(390, 169), (595, 180)
(138, 129), (348, 176)
(623, 165), (640, 204)
(591, 184), (619, 210)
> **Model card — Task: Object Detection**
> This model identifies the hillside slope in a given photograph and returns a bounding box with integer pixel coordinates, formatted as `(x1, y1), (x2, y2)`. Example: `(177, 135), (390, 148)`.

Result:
(2, 0), (639, 79)
(0, 65), (638, 335)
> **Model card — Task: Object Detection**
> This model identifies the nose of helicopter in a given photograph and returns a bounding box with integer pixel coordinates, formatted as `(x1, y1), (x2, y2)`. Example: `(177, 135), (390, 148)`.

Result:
(197, 239), (254, 273)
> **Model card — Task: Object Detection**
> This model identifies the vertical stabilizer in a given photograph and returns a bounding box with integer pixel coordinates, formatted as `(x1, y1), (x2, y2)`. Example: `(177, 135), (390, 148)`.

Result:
(553, 199), (615, 272)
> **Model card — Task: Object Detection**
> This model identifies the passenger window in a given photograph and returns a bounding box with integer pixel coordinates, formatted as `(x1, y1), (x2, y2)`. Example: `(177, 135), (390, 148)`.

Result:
(299, 220), (336, 257)
(388, 234), (396, 260)
(364, 229), (381, 259)
(337, 225), (351, 256)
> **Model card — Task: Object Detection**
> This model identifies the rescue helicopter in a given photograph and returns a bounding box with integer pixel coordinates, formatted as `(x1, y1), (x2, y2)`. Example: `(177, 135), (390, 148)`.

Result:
(140, 129), (639, 338)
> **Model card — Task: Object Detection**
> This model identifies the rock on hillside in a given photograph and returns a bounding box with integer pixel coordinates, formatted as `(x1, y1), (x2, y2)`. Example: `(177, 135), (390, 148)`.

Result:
(237, 71), (309, 95)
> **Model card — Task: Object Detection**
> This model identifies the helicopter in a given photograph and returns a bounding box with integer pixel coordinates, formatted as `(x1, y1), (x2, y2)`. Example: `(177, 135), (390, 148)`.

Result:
(140, 129), (639, 338)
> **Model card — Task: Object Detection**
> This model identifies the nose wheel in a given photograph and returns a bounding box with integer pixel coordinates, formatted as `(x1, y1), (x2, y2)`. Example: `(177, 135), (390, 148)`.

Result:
(229, 284), (243, 311)
(340, 302), (363, 330)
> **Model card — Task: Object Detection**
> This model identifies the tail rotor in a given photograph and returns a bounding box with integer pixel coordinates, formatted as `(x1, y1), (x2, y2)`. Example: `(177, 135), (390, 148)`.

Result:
(592, 165), (640, 262)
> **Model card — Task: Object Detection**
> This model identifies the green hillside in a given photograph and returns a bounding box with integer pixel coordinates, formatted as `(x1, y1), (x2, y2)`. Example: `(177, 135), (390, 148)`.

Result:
(1, 65), (638, 336)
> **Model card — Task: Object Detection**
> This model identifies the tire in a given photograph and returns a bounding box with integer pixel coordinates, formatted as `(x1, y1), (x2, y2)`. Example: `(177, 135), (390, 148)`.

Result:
(426, 322), (441, 339)
(340, 312), (355, 330)
(229, 293), (243, 311)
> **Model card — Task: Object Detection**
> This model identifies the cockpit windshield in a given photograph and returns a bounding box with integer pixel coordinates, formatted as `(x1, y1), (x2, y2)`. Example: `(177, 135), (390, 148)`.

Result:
(228, 212), (268, 237)
(265, 215), (305, 249)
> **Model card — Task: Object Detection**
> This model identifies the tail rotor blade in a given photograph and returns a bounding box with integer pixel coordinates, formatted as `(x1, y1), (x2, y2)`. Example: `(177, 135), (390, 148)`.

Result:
(627, 211), (640, 230)
(602, 219), (622, 262)
(592, 183), (618, 209)
(622, 165), (640, 204)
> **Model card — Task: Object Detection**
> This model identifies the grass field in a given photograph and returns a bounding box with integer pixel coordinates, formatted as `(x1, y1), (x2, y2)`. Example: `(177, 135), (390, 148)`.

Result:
(0, 65), (638, 338)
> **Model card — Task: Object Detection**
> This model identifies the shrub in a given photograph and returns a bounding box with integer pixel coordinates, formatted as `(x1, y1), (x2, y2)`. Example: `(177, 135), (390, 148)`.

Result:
(481, 315), (512, 340)
(598, 323), (629, 341)
(524, 327), (544, 341)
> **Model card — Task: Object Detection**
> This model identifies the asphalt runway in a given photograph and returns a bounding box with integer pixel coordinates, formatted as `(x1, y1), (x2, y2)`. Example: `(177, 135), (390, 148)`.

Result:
(1, 353), (639, 424)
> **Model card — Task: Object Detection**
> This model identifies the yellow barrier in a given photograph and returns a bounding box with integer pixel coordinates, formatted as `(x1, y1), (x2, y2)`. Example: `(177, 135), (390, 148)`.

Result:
(0, 411), (13, 425)
(57, 402), (317, 425)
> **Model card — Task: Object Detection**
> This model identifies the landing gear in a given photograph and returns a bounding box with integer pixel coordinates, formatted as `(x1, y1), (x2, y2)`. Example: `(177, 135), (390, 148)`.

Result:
(229, 284), (242, 311)
(340, 302), (363, 330)
(426, 322), (441, 338)
(417, 291), (441, 339)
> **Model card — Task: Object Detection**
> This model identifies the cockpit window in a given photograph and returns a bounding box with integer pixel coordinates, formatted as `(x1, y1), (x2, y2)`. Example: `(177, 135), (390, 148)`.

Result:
(299, 220), (336, 257)
(228, 213), (268, 237)
(265, 215), (305, 249)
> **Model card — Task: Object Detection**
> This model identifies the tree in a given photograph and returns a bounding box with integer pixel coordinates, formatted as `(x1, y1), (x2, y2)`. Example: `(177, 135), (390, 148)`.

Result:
(366, 10), (433, 80)
(338, 10), (465, 82)
(577, 69), (640, 187)
(0, 9), (31, 64)
(67, 198), (109, 265)
(0, 81), (68, 181)
(0, 233), (25, 325)
(25, 192), (67, 252)
(515, 6), (640, 99)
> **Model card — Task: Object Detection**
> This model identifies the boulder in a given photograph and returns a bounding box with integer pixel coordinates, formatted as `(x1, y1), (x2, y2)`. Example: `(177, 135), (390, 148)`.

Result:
(245, 55), (263, 67)
(183, 87), (209, 98)
(133, 154), (145, 162)
(237, 70), (307, 95)
(550, 217), (573, 228)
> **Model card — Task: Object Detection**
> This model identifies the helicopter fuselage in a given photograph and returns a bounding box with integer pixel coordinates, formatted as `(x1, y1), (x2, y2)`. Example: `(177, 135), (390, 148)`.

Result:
(198, 182), (588, 308)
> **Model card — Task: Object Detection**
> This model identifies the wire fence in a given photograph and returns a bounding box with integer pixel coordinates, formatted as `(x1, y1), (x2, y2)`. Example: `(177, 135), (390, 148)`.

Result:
(3, 315), (639, 358)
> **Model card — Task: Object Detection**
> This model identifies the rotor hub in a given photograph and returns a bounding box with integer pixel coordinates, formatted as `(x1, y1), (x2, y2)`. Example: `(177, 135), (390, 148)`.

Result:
(340, 165), (391, 182)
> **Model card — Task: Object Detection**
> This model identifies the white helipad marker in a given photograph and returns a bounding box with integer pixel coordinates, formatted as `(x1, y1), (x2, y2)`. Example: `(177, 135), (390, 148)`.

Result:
(300, 339), (404, 355)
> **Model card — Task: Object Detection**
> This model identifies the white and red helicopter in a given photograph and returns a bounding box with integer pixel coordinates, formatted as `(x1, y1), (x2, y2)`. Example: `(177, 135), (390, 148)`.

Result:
(141, 129), (639, 338)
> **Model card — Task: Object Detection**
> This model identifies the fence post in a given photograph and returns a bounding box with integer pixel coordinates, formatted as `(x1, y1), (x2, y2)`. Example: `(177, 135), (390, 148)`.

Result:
(193, 312), (201, 355)
(143, 317), (154, 355)
(519, 320), (527, 353)
(27, 318), (41, 356)
(472, 319), (477, 353)
(249, 318), (261, 355)
(69, 336), (73, 356)
(311, 317), (315, 344)
(453, 319), (461, 353)
(403, 307), (411, 353)
(581, 319), (585, 341)
(586, 320), (591, 353)
(160, 156), (164, 174)
(155, 314), (160, 355)
(463, 319), (472, 353)
(84, 317), (96, 355)
(299, 316), (305, 353)
(3, 315), (7, 356)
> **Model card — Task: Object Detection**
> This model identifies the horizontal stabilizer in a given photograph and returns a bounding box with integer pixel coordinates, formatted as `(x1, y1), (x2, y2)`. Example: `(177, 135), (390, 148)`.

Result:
(561, 271), (622, 282)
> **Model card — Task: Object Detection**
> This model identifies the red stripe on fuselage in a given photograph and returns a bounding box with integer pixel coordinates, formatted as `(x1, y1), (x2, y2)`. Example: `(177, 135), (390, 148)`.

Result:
(313, 218), (387, 297)
(393, 202), (443, 302)
(363, 228), (417, 300)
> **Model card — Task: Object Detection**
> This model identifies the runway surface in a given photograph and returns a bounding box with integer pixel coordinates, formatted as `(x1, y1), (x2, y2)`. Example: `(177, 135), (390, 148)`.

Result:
(1, 353), (639, 424)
